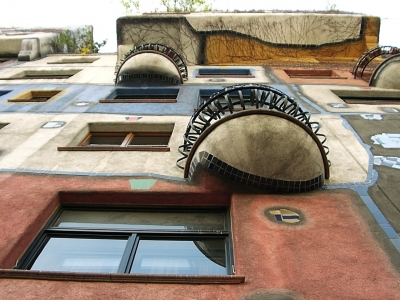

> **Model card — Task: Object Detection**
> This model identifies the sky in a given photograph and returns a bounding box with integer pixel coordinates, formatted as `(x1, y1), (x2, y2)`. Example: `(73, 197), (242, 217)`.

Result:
(0, 0), (399, 53)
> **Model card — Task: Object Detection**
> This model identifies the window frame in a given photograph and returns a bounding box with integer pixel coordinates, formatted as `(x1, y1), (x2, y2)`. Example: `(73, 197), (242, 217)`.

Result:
(17, 206), (235, 276)
(58, 131), (172, 152)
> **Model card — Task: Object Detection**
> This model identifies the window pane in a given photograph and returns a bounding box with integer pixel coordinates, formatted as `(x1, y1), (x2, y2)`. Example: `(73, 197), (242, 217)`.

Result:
(55, 210), (226, 230)
(129, 136), (170, 146)
(85, 135), (126, 146)
(130, 239), (226, 275)
(31, 237), (128, 273)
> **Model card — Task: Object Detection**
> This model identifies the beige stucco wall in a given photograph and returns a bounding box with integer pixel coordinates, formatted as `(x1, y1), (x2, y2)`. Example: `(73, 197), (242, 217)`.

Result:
(0, 113), (188, 177)
(301, 85), (400, 114)
(117, 16), (201, 65)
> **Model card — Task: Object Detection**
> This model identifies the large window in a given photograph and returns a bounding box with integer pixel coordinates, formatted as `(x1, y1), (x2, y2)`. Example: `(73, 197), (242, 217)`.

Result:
(57, 123), (174, 152)
(18, 208), (233, 276)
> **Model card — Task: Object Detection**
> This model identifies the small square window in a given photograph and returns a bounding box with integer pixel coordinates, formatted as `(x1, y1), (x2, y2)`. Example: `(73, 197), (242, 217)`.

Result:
(0, 123), (9, 130)
(0, 90), (12, 98)
(8, 90), (63, 103)
(17, 208), (233, 276)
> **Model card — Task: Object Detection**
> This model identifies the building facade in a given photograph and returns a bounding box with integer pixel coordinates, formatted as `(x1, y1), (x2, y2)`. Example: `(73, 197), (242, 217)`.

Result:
(0, 12), (399, 300)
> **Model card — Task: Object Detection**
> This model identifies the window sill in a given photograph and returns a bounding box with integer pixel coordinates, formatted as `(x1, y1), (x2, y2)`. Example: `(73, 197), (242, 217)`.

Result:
(1, 269), (245, 284)
(57, 146), (170, 152)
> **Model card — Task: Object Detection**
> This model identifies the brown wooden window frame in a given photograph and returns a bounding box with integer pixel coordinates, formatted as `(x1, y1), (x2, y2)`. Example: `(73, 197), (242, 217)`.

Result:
(58, 131), (171, 152)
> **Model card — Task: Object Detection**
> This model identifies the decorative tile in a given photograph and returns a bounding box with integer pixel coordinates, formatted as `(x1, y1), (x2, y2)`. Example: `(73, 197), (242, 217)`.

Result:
(129, 179), (157, 190)
(374, 156), (400, 169)
(41, 121), (66, 129)
(360, 114), (382, 120)
(125, 117), (142, 122)
(267, 208), (302, 224)
(371, 133), (400, 148)
(188, 151), (324, 193)
(330, 103), (347, 108)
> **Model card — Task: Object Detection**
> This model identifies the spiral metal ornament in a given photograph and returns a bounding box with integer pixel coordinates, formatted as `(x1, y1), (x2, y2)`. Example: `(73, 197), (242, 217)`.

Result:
(352, 46), (400, 79)
(177, 84), (329, 169)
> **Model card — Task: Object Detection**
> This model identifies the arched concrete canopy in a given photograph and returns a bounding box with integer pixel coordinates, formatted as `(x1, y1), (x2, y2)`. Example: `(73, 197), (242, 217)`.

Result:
(369, 53), (400, 89)
(185, 110), (329, 190)
(115, 51), (183, 85)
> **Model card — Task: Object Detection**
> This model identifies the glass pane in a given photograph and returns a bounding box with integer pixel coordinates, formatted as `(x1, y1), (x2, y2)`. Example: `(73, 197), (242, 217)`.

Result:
(55, 210), (226, 230)
(130, 239), (226, 275)
(129, 136), (170, 146)
(85, 135), (125, 146)
(31, 237), (127, 273)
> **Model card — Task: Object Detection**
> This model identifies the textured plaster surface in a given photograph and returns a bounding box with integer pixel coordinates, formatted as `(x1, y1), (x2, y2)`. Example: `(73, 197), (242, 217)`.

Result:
(371, 59), (400, 90)
(0, 114), (188, 177)
(343, 114), (400, 232)
(186, 13), (362, 45)
(300, 85), (400, 114)
(0, 173), (399, 299)
(315, 115), (369, 184)
(118, 52), (182, 82)
(194, 114), (325, 181)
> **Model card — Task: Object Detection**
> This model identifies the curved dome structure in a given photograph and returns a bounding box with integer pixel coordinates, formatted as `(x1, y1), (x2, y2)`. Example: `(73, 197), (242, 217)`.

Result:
(179, 84), (330, 193)
(114, 43), (188, 85)
(369, 53), (400, 89)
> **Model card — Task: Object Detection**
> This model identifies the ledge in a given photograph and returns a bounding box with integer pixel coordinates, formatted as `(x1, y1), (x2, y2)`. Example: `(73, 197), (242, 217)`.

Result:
(0, 269), (245, 284)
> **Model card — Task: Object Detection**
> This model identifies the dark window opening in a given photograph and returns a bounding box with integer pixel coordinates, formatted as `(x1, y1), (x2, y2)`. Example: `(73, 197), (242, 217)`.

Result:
(0, 58), (14, 65)
(0, 90), (12, 98)
(341, 97), (400, 105)
(0, 123), (9, 130)
(332, 90), (400, 105)
(284, 69), (347, 79)
(196, 68), (254, 78)
(100, 88), (179, 103)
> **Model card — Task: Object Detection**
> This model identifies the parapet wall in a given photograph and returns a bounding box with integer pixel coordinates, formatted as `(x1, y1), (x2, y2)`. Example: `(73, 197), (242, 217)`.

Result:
(117, 13), (380, 65)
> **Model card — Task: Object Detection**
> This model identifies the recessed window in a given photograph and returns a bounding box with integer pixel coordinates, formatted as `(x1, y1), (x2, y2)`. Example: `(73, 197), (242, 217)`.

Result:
(8, 90), (63, 103)
(0, 69), (81, 80)
(100, 88), (179, 103)
(196, 68), (254, 78)
(58, 123), (174, 151)
(0, 90), (12, 98)
(284, 69), (347, 79)
(18, 208), (233, 276)
(0, 123), (9, 130)
(0, 58), (14, 65)
(332, 90), (400, 105)
(47, 57), (99, 64)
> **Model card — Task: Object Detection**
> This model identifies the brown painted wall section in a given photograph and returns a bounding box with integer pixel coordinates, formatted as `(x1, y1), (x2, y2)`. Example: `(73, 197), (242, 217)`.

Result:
(205, 17), (380, 65)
